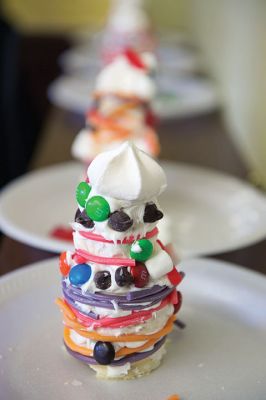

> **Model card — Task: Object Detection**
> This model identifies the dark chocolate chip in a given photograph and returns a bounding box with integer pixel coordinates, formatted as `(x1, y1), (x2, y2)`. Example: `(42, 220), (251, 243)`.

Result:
(94, 271), (111, 290)
(115, 267), (133, 287)
(108, 210), (133, 232)
(143, 203), (163, 223)
(75, 208), (95, 228)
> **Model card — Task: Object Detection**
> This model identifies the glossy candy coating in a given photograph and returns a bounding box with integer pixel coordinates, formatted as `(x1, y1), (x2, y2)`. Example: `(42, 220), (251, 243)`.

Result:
(94, 271), (111, 290)
(130, 239), (153, 262)
(76, 182), (91, 207)
(131, 262), (149, 288)
(93, 341), (115, 365)
(115, 267), (133, 287)
(108, 210), (133, 232)
(69, 264), (92, 286)
(59, 251), (70, 276)
(85, 196), (110, 222)
(143, 202), (163, 223)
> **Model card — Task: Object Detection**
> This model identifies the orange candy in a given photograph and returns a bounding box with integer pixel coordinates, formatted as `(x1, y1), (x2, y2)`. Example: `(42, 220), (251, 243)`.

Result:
(59, 252), (70, 276)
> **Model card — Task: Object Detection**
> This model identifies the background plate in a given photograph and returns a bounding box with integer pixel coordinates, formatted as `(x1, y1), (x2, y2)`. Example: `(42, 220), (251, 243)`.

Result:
(0, 257), (265, 400)
(59, 42), (201, 76)
(1, 161), (266, 257)
(48, 75), (219, 119)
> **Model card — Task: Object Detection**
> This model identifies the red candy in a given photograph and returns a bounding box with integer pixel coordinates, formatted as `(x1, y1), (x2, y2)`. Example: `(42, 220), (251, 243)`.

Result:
(174, 291), (183, 314)
(131, 262), (149, 288)
(59, 252), (70, 276)
(50, 226), (73, 241)
(167, 267), (183, 286)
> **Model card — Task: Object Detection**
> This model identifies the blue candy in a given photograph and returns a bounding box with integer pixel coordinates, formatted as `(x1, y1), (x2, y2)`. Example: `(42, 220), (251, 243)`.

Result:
(69, 264), (92, 286)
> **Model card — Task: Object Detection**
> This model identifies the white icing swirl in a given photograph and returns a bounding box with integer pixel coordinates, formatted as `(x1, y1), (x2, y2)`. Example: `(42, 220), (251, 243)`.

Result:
(87, 141), (166, 201)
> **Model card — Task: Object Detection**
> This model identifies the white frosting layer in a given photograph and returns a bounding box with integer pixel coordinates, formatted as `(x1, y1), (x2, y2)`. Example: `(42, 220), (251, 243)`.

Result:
(95, 55), (156, 100)
(87, 142), (166, 201)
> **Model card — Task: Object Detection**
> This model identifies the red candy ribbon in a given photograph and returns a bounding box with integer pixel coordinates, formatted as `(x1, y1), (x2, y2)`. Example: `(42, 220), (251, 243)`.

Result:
(79, 227), (158, 244)
(75, 249), (136, 267)
(124, 48), (146, 70)
(67, 296), (171, 329)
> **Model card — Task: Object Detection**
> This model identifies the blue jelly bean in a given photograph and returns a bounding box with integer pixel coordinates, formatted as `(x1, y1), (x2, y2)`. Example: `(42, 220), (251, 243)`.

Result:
(69, 264), (92, 286)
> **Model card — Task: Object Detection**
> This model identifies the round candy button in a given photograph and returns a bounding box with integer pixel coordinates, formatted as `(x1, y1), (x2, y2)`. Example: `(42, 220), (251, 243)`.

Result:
(76, 182), (91, 207)
(69, 264), (92, 286)
(93, 341), (115, 365)
(85, 196), (110, 222)
(130, 239), (153, 262)
(131, 262), (149, 288)
(59, 251), (70, 276)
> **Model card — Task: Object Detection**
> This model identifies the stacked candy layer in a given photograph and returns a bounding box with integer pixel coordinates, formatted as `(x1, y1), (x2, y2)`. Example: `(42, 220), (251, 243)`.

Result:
(71, 49), (160, 165)
(57, 142), (184, 379)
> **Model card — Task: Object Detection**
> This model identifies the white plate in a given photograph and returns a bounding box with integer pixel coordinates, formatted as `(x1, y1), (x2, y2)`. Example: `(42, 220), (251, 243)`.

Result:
(0, 257), (265, 400)
(48, 74), (219, 119)
(1, 161), (266, 258)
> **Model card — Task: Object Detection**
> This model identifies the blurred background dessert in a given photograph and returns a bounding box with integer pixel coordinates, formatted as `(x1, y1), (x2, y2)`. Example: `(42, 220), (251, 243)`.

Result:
(71, 50), (159, 166)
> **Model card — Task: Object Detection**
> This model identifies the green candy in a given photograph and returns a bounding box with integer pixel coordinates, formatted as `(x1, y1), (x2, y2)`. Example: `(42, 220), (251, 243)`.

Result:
(76, 182), (91, 207)
(130, 239), (153, 262)
(86, 196), (110, 222)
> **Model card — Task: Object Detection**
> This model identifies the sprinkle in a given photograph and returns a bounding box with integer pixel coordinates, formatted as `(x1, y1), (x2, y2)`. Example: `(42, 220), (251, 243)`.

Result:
(174, 319), (186, 329)
(166, 395), (180, 400)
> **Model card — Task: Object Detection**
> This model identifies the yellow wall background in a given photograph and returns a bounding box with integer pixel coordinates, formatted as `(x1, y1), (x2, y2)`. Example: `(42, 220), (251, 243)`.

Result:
(1, 0), (185, 34)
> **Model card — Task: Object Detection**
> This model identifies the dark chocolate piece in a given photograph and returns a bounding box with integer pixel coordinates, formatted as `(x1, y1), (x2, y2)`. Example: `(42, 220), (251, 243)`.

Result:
(75, 208), (95, 229)
(108, 210), (133, 232)
(143, 203), (163, 223)
(115, 267), (133, 287)
(94, 271), (111, 290)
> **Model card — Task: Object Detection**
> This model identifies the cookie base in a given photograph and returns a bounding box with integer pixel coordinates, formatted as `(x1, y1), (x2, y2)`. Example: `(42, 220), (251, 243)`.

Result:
(89, 343), (166, 380)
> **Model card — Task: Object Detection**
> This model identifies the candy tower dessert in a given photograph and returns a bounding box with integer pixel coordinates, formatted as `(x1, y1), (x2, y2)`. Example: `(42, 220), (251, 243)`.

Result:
(56, 142), (184, 379)
(71, 49), (160, 166)
(101, 0), (156, 64)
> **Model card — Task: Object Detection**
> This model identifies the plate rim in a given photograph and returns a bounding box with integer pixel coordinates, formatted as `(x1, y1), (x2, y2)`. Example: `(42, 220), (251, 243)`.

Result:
(48, 74), (219, 119)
